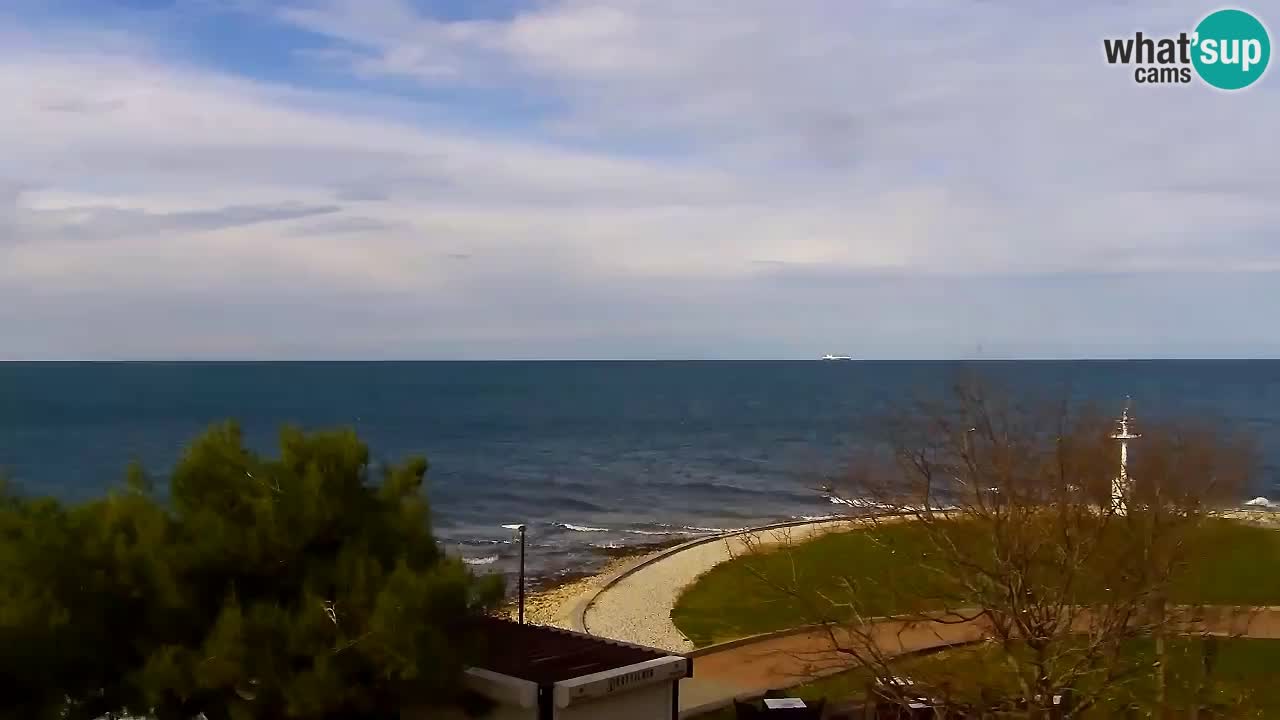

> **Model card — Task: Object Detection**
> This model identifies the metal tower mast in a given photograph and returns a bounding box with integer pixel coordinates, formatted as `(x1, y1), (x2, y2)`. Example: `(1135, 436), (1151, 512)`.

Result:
(1110, 398), (1140, 515)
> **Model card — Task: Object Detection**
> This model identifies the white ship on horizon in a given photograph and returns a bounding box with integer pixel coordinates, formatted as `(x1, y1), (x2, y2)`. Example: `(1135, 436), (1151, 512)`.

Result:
(821, 354), (853, 361)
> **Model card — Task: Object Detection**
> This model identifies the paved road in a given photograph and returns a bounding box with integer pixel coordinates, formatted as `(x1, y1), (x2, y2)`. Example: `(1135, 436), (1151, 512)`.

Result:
(679, 615), (987, 716)
(677, 607), (1280, 717)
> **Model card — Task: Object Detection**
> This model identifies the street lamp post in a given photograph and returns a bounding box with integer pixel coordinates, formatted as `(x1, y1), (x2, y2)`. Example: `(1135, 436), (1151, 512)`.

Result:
(502, 523), (527, 623)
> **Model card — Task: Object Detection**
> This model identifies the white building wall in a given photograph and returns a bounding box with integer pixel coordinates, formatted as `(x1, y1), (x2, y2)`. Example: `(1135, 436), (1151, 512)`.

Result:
(414, 656), (684, 720)
(554, 682), (673, 720)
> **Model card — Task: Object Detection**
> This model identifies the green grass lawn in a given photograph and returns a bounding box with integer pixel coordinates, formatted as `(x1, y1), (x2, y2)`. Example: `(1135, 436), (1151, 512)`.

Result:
(672, 518), (1280, 647)
(690, 638), (1280, 719)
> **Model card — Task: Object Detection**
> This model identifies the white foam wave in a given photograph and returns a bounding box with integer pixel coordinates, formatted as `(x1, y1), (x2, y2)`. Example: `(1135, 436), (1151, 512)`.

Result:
(828, 495), (888, 508)
(463, 555), (498, 566)
(558, 523), (609, 532)
(683, 525), (747, 533)
(798, 514), (843, 521)
(825, 496), (953, 513)
(627, 529), (690, 536)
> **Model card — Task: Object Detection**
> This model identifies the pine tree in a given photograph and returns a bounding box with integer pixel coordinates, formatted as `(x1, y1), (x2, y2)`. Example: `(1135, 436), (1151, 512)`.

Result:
(0, 424), (503, 720)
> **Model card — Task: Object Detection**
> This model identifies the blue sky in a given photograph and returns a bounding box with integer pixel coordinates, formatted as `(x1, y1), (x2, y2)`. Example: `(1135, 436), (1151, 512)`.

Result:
(1, 0), (1277, 359)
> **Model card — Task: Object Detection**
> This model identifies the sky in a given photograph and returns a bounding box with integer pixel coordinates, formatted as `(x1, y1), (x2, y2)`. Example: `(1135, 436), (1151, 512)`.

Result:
(1, 0), (1277, 360)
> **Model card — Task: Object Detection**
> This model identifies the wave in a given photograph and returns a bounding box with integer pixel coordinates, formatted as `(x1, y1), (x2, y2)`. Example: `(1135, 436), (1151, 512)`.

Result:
(625, 524), (758, 535)
(557, 523), (609, 532)
(797, 514), (843, 521)
(828, 495), (888, 508)
(624, 523), (755, 536)
(464, 487), (609, 514)
(825, 496), (949, 513)
(675, 479), (820, 503)
(462, 555), (498, 566)
(551, 497), (611, 513)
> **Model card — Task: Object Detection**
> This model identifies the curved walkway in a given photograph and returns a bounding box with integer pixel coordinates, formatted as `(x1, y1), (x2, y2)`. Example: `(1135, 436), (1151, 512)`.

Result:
(677, 607), (1280, 717)
(579, 517), (864, 652)
(575, 510), (1280, 651)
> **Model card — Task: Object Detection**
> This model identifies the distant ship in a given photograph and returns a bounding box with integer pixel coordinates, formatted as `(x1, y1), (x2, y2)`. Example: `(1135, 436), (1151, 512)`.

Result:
(821, 354), (853, 361)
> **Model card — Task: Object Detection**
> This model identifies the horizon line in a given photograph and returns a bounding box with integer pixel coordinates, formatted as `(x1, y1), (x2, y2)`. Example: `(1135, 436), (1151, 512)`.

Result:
(2, 358), (1278, 363)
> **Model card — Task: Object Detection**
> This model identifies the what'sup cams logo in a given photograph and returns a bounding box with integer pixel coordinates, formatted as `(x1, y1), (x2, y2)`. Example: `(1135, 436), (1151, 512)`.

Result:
(1104, 8), (1270, 89)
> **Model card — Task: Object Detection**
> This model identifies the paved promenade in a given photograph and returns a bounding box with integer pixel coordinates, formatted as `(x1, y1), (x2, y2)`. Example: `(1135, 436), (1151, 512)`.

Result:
(582, 519), (860, 651)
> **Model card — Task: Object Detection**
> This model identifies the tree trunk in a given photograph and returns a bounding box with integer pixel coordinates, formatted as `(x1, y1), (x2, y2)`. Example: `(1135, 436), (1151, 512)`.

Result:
(1155, 598), (1167, 718)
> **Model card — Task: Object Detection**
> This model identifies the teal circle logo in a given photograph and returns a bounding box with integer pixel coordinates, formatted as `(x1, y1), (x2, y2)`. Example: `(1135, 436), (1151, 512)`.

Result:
(1192, 9), (1270, 90)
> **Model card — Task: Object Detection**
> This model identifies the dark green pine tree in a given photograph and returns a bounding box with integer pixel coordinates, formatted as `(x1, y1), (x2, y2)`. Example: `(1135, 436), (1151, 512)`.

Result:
(0, 424), (503, 720)
(2, 465), (172, 720)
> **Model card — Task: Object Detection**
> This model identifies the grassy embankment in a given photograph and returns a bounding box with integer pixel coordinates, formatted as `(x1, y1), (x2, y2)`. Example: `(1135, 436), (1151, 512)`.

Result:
(673, 517), (1280, 647)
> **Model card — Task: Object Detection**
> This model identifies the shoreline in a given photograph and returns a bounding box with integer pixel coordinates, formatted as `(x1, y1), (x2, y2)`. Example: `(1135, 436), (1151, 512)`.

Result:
(497, 503), (1280, 632)
(579, 506), (1280, 650)
(499, 536), (689, 625)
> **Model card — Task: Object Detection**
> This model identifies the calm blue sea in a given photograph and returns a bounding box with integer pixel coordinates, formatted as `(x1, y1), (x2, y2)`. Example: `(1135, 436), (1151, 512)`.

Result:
(2, 361), (1278, 583)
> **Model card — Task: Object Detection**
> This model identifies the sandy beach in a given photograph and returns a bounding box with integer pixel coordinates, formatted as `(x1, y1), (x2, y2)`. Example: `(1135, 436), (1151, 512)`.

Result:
(500, 537), (692, 626)
(501, 554), (633, 626)
(499, 523), (853, 633)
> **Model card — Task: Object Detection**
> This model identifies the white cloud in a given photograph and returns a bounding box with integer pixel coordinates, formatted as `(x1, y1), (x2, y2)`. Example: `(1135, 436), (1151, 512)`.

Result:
(1, 0), (1278, 358)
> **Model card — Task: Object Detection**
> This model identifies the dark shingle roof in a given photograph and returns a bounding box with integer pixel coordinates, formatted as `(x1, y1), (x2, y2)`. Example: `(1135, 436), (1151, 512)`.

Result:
(467, 617), (676, 684)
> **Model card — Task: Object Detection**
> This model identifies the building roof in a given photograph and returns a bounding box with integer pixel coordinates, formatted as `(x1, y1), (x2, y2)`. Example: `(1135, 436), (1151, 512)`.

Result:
(466, 617), (677, 684)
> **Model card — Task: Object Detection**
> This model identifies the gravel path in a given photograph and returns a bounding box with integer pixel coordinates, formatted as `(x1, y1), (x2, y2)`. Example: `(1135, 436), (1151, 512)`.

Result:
(583, 519), (862, 652)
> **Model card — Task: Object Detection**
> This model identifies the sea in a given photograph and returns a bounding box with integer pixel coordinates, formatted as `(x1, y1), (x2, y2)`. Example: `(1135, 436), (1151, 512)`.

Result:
(2, 361), (1278, 587)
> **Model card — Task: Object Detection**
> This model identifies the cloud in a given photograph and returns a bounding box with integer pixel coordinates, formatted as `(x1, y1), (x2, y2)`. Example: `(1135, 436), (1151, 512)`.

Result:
(289, 216), (399, 236)
(1, 0), (1278, 358)
(50, 202), (338, 240)
(38, 97), (126, 114)
(270, 1), (1280, 230)
(3, 190), (341, 244)
(333, 183), (394, 202)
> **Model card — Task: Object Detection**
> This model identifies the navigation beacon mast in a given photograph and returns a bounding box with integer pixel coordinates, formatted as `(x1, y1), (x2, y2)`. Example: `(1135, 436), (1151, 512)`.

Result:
(1110, 398), (1140, 515)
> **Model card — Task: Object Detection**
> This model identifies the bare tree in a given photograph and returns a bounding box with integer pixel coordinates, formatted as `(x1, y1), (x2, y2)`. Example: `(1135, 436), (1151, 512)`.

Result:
(737, 378), (1258, 718)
